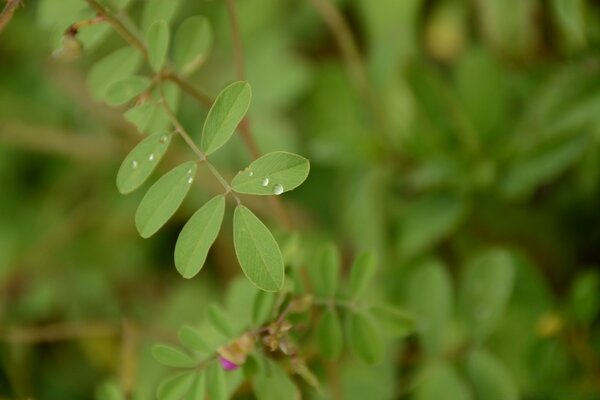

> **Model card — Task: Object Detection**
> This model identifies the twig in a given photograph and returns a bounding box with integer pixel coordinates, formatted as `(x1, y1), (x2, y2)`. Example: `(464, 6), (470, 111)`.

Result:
(0, 0), (21, 32)
(225, 0), (245, 81)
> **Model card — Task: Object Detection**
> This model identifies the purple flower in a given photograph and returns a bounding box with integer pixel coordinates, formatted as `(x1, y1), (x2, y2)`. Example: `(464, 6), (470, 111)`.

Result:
(219, 356), (239, 371)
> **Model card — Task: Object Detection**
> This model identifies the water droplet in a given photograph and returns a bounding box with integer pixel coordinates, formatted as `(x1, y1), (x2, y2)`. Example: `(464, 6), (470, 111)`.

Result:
(187, 177), (194, 184)
(272, 184), (284, 195)
(261, 178), (269, 187)
(148, 153), (155, 161)
(249, 171), (254, 177)
(159, 134), (168, 143)
(132, 160), (138, 169)
(187, 168), (193, 174)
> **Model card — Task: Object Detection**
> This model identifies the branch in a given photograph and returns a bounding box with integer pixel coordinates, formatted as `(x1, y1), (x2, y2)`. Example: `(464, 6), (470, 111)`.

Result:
(0, 0), (22, 32)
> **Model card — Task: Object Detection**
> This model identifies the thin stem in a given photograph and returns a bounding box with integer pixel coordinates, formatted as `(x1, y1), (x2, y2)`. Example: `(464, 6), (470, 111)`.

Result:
(225, 0), (245, 81)
(86, 0), (147, 57)
(163, 70), (214, 108)
(0, 0), (21, 32)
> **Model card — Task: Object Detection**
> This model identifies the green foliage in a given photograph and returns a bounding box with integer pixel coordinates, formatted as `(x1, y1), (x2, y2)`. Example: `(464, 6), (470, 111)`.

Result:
(465, 349), (519, 400)
(152, 345), (196, 368)
(173, 16), (212, 75)
(146, 20), (170, 72)
(317, 308), (344, 359)
(252, 358), (300, 400)
(105, 76), (151, 106)
(347, 311), (383, 364)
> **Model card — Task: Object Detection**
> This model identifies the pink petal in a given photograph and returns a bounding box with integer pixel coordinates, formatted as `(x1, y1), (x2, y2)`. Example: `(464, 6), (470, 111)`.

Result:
(219, 356), (239, 371)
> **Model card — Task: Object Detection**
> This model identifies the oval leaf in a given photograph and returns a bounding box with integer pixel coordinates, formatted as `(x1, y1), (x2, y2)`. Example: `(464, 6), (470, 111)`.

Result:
(157, 371), (195, 400)
(189, 371), (206, 400)
(253, 358), (300, 400)
(349, 251), (377, 298)
(201, 81), (251, 155)
(124, 101), (155, 133)
(116, 132), (171, 194)
(347, 311), (383, 364)
(152, 344), (196, 368)
(207, 305), (235, 338)
(178, 325), (212, 354)
(231, 151), (310, 196)
(307, 244), (339, 298)
(105, 76), (151, 106)
(466, 349), (518, 400)
(174, 195), (225, 278)
(416, 363), (473, 400)
(460, 249), (515, 340)
(88, 47), (141, 100)
(206, 363), (227, 400)
(371, 305), (415, 338)
(173, 16), (212, 75)
(135, 161), (197, 238)
(147, 20), (170, 72)
(317, 308), (343, 359)
(233, 205), (284, 292)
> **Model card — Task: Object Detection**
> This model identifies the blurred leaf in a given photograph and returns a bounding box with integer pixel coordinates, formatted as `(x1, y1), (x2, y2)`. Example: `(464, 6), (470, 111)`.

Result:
(116, 132), (171, 194)
(347, 311), (383, 364)
(466, 349), (519, 400)
(207, 304), (236, 338)
(174, 195), (225, 279)
(146, 20), (170, 72)
(406, 260), (453, 357)
(252, 358), (300, 400)
(569, 270), (600, 323)
(124, 102), (155, 133)
(88, 47), (142, 100)
(105, 76), (151, 106)
(135, 161), (197, 238)
(152, 345), (196, 368)
(371, 305), (415, 338)
(141, 0), (182, 32)
(95, 380), (123, 400)
(307, 243), (340, 298)
(157, 371), (195, 400)
(178, 325), (212, 354)
(201, 81), (251, 155)
(416, 363), (473, 400)
(349, 251), (377, 299)
(189, 371), (206, 400)
(233, 205), (284, 292)
(206, 363), (228, 400)
(231, 151), (310, 196)
(173, 16), (212, 75)
(252, 291), (275, 325)
(317, 308), (344, 359)
(460, 249), (515, 340)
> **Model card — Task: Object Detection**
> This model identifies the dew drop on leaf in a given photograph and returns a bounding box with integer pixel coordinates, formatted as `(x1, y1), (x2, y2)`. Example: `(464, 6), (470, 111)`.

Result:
(132, 160), (138, 169)
(272, 184), (283, 195)
(149, 153), (155, 161)
(261, 178), (269, 187)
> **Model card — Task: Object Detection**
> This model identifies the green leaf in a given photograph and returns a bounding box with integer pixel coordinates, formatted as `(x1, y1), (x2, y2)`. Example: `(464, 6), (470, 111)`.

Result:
(146, 20), (170, 72)
(116, 132), (171, 194)
(466, 349), (518, 400)
(207, 305), (235, 338)
(233, 205), (284, 292)
(189, 371), (206, 400)
(406, 260), (453, 357)
(347, 311), (383, 364)
(135, 162), (196, 238)
(88, 47), (141, 100)
(173, 16), (212, 75)
(349, 251), (377, 298)
(141, 0), (182, 32)
(416, 363), (473, 400)
(252, 291), (275, 325)
(157, 372), (195, 400)
(307, 244), (339, 298)
(201, 81), (251, 155)
(206, 363), (228, 400)
(460, 249), (515, 340)
(371, 305), (415, 338)
(105, 76), (151, 106)
(231, 151), (310, 196)
(124, 102), (154, 132)
(152, 344), (196, 368)
(317, 308), (343, 359)
(569, 270), (600, 323)
(177, 325), (212, 354)
(95, 380), (123, 400)
(253, 358), (300, 400)
(174, 195), (225, 279)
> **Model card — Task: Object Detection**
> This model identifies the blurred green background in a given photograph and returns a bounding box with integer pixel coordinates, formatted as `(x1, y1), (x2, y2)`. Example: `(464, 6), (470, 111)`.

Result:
(1, 0), (600, 399)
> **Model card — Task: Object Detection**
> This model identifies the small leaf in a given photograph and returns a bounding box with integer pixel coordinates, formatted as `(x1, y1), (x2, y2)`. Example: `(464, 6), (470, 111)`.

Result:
(173, 16), (212, 75)
(569, 270), (600, 323)
(152, 344), (196, 368)
(466, 349), (518, 400)
(206, 363), (228, 400)
(371, 305), (415, 338)
(201, 81), (251, 155)
(233, 205), (284, 292)
(105, 76), (151, 106)
(349, 251), (377, 298)
(135, 161), (196, 238)
(124, 102), (155, 132)
(174, 195), (225, 279)
(317, 308), (343, 359)
(189, 371), (206, 400)
(207, 305), (235, 338)
(147, 20), (169, 72)
(347, 311), (383, 364)
(308, 244), (340, 298)
(116, 132), (171, 194)
(95, 380), (123, 400)
(253, 358), (300, 400)
(252, 291), (275, 325)
(231, 151), (310, 196)
(157, 371), (195, 400)
(88, 47), (141, 100)
(141, 0), (182, 32)
(460, 249), (515, 340)
(178, 325), (212, 354)
(416, 363), (473, 400)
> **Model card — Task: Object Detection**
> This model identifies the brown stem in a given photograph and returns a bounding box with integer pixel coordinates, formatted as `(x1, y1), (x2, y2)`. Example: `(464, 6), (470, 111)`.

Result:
(225, 0), (245, 81)
(0, 0), (21, 32)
